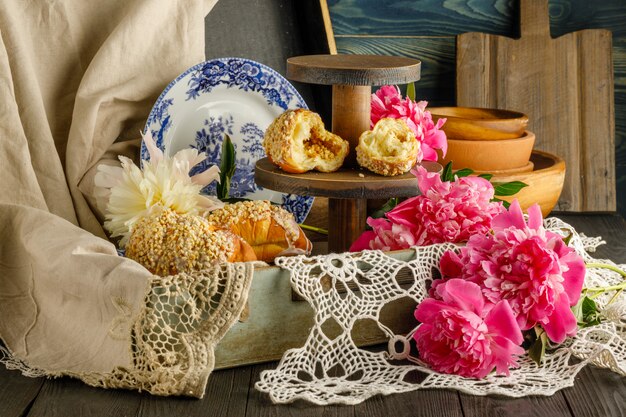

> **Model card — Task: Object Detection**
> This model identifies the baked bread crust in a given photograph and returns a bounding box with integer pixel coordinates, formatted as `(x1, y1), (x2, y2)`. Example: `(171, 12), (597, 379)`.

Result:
(126, 207), (257, 276)
(263, 109), (349, 173)
(356, 118), (420, 176)
(205, 200), (312, 263)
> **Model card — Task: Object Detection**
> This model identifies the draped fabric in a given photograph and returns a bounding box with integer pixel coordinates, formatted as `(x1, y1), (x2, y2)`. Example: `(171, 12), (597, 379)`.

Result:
(0, 0), (217, 375)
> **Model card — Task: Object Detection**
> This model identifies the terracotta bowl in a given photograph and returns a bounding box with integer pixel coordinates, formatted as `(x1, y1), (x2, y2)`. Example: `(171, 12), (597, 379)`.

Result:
(491, 150), (565, 217)
(430, 107), (529, 140)
(440, 131), (535, 172)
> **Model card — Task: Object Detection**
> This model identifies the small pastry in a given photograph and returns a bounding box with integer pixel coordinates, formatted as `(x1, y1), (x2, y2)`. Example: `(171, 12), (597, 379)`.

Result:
(356, 118), (420, 176)
(263, 109), (349, 173)
(126, 207), (257, 276)
(205, 200), (312, 262)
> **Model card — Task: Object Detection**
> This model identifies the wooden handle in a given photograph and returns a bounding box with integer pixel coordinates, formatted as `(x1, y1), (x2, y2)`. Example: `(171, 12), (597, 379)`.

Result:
(520, 0), (551, 38)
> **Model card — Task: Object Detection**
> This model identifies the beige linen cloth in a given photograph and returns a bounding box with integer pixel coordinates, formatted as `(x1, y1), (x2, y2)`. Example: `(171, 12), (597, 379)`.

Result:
(0, 0), (253, 398)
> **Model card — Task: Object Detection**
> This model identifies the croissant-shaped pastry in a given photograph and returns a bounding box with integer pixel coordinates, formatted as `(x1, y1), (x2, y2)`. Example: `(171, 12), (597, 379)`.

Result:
(205, 200), (312, 262)
(356, 118), (420, 176)
(263, 109), (349, 173)
(126, 207), (257, 276)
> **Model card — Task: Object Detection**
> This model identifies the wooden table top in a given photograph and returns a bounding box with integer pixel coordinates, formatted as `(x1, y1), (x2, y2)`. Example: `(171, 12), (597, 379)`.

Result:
(2, 213), (625, 417)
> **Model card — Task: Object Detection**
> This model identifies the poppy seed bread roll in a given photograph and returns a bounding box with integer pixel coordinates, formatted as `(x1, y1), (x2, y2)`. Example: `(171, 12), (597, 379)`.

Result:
(356, 118), (420, 176)
(263, 109), (349, 173)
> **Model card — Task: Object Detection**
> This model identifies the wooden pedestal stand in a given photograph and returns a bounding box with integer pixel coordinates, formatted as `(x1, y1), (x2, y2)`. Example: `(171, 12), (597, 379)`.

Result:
(256, 54), (429, 253)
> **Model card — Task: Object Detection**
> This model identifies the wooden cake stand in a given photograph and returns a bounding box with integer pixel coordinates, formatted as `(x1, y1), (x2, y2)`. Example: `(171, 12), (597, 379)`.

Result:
(255, 54), (434, 253)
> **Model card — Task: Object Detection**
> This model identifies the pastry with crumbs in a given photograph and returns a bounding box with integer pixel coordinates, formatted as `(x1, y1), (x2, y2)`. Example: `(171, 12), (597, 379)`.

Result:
(356, 118), (420, 176)
(263, 109), (349, 173)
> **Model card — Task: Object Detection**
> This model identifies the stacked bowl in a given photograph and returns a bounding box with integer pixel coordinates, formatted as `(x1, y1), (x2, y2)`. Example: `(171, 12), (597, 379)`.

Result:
(431, 107), (533, 174)
(429, 107), (565, 216)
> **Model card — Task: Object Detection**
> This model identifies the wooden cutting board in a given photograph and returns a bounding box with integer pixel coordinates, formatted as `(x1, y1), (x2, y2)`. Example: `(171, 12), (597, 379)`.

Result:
(456, 0), (615, 212)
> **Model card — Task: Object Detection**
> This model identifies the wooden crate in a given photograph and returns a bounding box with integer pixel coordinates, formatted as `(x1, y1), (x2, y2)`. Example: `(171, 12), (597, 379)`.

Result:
(214, 248), (417, 368)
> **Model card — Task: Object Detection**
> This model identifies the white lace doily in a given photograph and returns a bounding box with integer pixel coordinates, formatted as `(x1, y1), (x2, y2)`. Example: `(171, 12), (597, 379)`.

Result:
(255, 218), (626, 405)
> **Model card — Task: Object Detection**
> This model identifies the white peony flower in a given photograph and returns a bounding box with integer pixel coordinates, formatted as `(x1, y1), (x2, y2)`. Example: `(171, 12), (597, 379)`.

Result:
(95, 131), (223, 247)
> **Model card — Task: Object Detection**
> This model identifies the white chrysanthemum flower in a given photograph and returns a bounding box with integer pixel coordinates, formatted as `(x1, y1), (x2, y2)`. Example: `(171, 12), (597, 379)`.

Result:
(94, 131), (223, 247)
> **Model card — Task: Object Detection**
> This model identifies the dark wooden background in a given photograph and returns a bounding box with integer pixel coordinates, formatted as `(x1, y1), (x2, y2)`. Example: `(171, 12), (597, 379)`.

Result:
(327, 0), (626, 216)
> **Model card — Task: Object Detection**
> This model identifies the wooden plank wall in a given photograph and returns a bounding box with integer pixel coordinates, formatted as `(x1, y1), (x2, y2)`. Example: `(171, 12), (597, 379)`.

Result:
(327, 0), (626, 215)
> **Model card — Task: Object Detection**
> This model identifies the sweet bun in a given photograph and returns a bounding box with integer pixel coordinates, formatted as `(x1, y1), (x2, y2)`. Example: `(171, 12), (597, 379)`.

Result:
(356, 118), (420, 176)
(205, 200), (312, 262)
(264, 109), (349, 173)
(126, 207), (257, 276)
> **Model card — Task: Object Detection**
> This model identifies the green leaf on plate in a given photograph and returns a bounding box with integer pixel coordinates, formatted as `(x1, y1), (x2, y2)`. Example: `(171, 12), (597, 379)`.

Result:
(493, 181), (528, 196)
(217, 134), (236, 200)
(406, 82), (416, 102)
(478, 173), (493, 181)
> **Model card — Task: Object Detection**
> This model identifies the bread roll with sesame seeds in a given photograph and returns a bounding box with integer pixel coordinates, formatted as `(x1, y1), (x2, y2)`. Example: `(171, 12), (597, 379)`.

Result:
(126, 207), (256, 276)
(263, 109), (349, 173)
(205, 200), (312, 263)
(356, 118), (420, 176)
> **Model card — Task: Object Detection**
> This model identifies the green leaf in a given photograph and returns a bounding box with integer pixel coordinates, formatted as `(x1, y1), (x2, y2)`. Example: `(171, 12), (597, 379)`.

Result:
(581, 296), (602, 327)
(440, 161), (454, 182)
(370, 198), (399, 220)
(571, 296), (584, 323)
(493, 181), (529, 197)
(563, 230), (574, 246)
(478, 173), (493, 181)
(454, 168), (474, 178)
(406, 82), (416, 101)
(528, 327), (548, 366)
(491, 197), (511, 209)
(221, 197), (253, 204)
(216, 134), (236, 200)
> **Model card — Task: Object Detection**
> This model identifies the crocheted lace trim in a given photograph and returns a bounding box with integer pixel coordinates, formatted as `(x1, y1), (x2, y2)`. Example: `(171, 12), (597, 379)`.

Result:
(256, 218), (626, 405)
(78, 262), (255, 398)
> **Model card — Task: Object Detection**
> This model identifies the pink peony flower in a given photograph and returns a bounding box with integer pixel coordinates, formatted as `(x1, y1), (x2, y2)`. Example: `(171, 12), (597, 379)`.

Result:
(439, 200), (586, 344)
(386, 166), (504, 245)
(370, 85), (447, 162)
(349, 217), (416, 252)
(414, 279), (524, 379)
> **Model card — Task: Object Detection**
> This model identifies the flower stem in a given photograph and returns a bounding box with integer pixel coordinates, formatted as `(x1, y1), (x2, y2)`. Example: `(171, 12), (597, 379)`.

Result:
(585, 283), (626, 293)
(299, 224), (328, 235)
(582, 263), (626, 305)
(585, 262), (626, 277)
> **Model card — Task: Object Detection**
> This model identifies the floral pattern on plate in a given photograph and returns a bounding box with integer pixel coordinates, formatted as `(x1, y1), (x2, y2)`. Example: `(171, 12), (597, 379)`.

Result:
(142, 57), (313, 223)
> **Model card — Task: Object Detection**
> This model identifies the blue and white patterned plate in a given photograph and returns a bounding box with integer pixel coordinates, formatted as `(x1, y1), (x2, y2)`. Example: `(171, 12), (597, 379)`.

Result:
(142, 57), (314, 223)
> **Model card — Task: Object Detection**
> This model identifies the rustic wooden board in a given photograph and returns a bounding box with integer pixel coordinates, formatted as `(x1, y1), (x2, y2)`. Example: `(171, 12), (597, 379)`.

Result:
(456, 0), (615, 212)
(334, 36), (455, 106)
(327, 0), (626, 216)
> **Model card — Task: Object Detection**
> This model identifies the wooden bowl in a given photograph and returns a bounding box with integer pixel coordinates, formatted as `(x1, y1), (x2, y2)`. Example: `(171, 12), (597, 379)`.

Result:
(471, 161), (534, 175)
(430, 107), (529, 140)
(440, 131), (535, 171)
(491, 150), (565, 217)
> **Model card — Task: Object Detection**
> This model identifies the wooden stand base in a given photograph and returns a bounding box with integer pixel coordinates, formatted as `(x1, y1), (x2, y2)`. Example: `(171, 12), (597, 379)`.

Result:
(328, 198), (367, 253)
